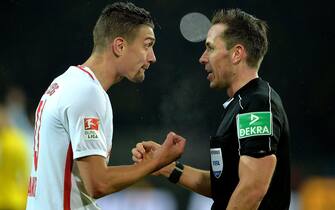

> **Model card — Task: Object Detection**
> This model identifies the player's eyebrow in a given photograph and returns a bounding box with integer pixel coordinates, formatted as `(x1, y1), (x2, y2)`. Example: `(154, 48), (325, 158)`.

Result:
(145, 37), (155, 42)
(145, 37), (156, 46)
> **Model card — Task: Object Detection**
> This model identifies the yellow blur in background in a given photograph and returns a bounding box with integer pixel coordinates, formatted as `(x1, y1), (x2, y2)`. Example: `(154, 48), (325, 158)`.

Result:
(300, 177), (335, 210)
(0, 105), (29, 210)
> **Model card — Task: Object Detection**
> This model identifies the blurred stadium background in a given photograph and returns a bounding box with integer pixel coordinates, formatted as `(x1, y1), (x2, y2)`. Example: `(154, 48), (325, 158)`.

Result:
(0, 0), (334, 209)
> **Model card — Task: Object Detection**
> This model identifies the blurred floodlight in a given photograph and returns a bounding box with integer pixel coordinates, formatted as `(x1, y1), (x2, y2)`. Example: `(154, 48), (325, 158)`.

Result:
(180, 12), (211, 42)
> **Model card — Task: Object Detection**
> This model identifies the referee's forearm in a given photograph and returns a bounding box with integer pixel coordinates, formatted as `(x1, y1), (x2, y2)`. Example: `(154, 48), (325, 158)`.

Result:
(160, 163), (212, 197)
(179, 165), (212, 197)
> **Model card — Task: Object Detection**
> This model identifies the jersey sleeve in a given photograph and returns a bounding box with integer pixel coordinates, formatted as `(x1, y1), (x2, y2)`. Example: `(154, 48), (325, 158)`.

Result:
(236, 93), (282, 158)
(64, 85), (108, 159)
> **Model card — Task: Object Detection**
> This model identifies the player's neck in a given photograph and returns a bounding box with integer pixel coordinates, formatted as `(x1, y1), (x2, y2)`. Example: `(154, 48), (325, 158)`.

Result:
(82, 53), (122, 91)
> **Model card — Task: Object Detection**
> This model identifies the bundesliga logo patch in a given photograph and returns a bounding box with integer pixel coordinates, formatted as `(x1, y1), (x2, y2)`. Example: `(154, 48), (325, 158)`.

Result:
(83, 118), (99, 140)
(84, 118), (99, 130)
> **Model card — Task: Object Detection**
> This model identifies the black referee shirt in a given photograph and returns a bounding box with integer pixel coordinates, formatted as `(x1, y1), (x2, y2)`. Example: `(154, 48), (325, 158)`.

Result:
(210, 78), (290, 210)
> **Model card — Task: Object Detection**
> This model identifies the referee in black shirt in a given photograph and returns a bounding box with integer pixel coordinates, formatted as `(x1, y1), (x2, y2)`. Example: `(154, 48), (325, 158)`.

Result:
(210, 77), (290, 209)
(132, 8), (290, 210)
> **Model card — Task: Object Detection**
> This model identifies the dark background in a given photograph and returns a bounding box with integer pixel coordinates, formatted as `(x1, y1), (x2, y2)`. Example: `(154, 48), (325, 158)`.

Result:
(1, 0), (334, 209)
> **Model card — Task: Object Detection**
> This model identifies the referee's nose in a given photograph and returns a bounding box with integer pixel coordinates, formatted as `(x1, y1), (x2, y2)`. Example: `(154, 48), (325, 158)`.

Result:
(199, 50), (208, 65)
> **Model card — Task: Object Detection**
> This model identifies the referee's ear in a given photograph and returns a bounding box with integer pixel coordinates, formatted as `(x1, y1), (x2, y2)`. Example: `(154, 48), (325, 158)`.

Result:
(231, 44), (246, 65)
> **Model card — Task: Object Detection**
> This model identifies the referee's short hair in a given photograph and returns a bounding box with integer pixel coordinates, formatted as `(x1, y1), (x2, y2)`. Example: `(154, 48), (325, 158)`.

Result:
(212, 9), (268, 68)
(92, 2), (154, 53)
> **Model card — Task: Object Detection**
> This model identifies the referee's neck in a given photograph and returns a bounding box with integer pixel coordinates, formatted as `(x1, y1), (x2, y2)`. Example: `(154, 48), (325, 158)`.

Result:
(227, 67), (259, 97)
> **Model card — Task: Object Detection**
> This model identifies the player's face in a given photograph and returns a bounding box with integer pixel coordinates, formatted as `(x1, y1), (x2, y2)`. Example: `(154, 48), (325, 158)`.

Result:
(122, 25), (156, 83)
(199, 24), (235, 89)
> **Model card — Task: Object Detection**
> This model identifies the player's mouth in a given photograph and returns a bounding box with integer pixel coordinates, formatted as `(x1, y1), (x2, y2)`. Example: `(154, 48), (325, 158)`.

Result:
(138, 67), (146, 75)
(141, 65), (149, 71)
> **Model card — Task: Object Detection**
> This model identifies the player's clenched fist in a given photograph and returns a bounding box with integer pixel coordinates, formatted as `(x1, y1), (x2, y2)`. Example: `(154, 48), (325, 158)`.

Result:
(156, 132), (186, 168)
(132, 132), (186, 171)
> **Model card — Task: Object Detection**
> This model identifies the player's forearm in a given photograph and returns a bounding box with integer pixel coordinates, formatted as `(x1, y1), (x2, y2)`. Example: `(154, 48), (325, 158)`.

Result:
(97, 162), (157, 196)
(160, 163), (212, 197)
(77, 156), (159, 198)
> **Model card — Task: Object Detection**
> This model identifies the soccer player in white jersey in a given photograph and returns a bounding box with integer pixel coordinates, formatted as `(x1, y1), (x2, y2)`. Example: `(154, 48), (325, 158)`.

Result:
(26, 2), (186, 210)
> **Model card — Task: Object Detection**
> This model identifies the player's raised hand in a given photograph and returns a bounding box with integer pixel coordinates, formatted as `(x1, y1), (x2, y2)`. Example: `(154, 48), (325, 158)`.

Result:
(131, 132), (186, 171)
(132, 140), (161, 163)
(154, 132), (186, 169)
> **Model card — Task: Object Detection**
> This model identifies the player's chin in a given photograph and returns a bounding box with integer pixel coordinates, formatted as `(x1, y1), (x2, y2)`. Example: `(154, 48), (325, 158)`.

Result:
(131, 72), (145, 83)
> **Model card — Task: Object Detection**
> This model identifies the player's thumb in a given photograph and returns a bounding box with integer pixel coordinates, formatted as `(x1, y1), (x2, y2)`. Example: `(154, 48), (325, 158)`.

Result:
(142, 141), (161, 151)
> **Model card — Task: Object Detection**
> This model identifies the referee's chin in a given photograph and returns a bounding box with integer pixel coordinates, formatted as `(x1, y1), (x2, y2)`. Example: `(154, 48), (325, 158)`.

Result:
(209, 80), (227, 90)
(209, 81), (219, 89)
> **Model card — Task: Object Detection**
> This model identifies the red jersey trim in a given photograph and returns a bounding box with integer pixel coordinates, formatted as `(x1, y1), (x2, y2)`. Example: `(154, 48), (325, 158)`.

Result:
(34, 99), (47, 171)
(63, 143), (73, 210)
(77, 65), (95, 80)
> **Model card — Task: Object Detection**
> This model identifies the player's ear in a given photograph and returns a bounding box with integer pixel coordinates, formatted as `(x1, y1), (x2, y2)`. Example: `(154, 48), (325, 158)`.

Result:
(231, 44), (246, 65)
(111, 37), (126, 57)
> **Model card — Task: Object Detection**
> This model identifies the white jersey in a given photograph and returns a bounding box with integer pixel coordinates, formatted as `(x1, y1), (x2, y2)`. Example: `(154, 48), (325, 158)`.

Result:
(26, 66), (113, 210)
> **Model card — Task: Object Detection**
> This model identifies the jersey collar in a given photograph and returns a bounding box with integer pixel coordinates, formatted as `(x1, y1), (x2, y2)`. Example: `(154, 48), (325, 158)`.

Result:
(223, 97), (234, 109)
(76, 65), (98, 81)
(233, 77), (262, 97)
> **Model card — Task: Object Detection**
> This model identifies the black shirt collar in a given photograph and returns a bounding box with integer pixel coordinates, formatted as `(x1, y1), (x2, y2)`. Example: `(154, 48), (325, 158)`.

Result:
(233, 77), (262, 97)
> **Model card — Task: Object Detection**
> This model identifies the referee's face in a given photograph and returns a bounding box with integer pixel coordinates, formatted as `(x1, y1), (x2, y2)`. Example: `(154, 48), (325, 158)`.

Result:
(199, 24), (235, 89)
(121, 25), (156, 83)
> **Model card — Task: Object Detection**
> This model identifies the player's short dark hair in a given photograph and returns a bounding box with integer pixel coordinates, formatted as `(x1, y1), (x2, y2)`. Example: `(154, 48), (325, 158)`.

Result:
(93, 2), (154, 52)
(212, 9), (268, 68)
